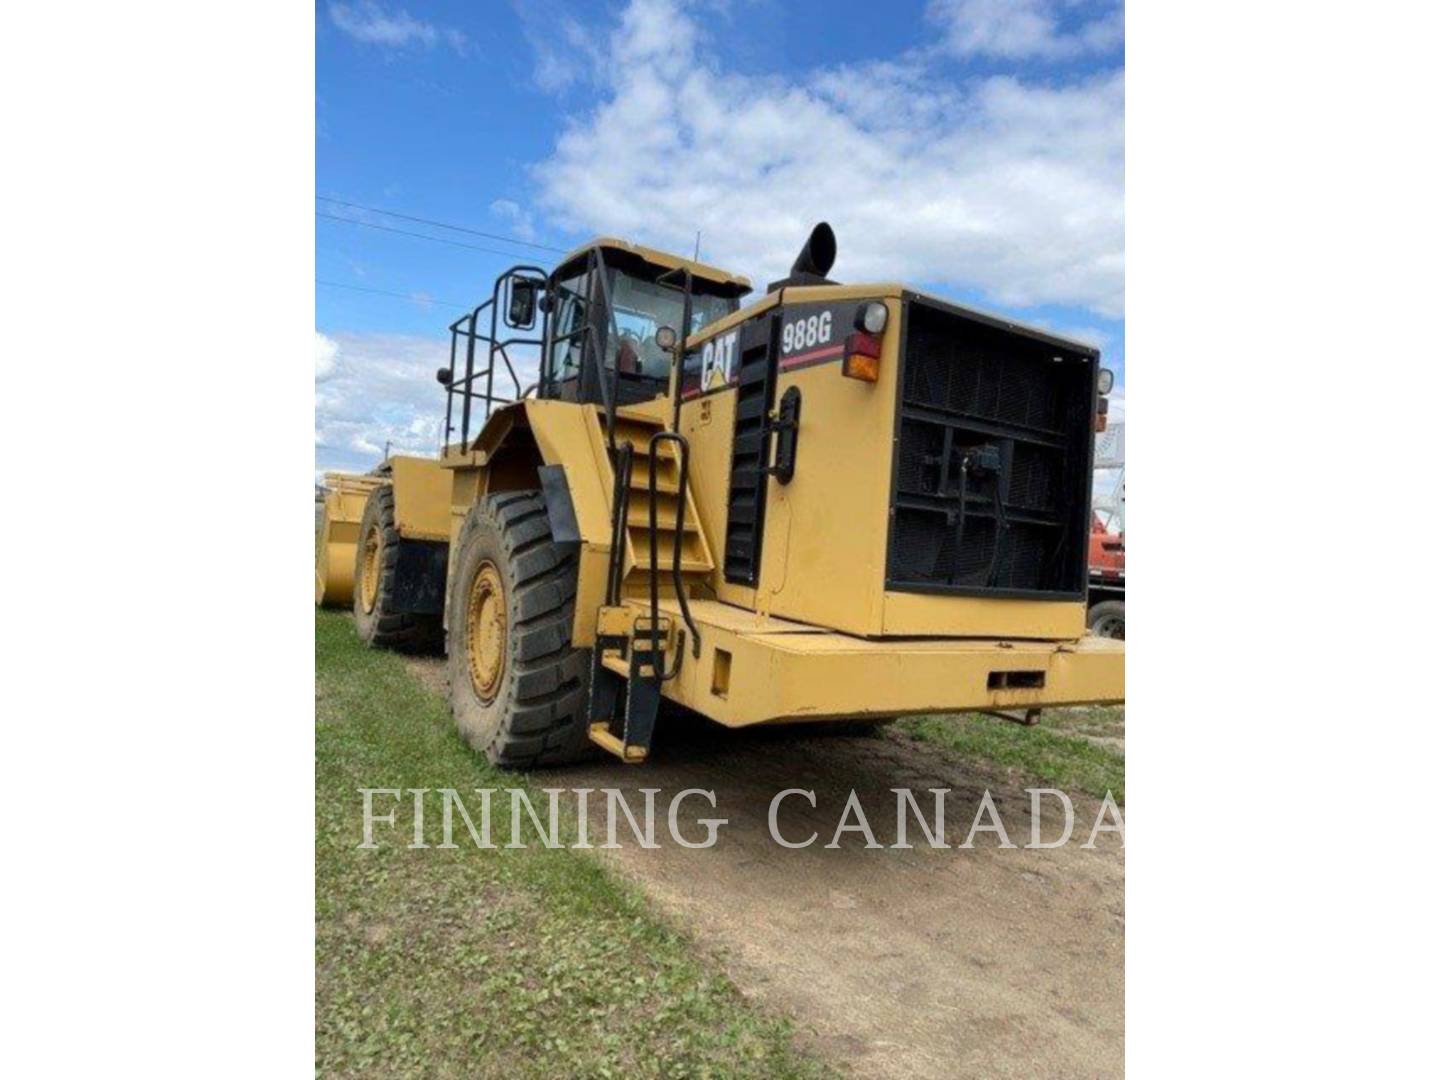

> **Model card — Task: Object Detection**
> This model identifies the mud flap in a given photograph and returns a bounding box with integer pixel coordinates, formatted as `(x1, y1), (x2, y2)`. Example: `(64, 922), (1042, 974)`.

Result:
(538, 464), (581, 557)
(392, 539), (448, 615)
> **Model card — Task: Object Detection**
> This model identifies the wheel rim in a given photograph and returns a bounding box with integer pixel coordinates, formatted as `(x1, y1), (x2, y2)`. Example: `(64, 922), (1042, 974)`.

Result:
(360, 523), (381, 614)
(466, 561), (506, 703)
(1094, 614), (1124, 639)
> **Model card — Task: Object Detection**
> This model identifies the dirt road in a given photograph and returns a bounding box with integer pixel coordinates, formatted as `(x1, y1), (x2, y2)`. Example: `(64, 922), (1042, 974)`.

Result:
(407, 657), (1123, 1079)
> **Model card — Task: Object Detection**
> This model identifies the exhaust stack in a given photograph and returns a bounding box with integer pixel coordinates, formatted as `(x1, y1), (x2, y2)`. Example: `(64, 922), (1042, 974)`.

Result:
(767, 222), (838, 293)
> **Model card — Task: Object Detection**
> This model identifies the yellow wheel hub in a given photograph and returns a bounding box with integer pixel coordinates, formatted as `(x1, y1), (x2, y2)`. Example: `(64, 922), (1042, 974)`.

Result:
(359, 523), (382, 614)
(466, 562), (506, 703)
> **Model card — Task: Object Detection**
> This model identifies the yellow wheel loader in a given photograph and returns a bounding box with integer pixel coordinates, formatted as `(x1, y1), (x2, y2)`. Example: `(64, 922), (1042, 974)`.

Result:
(347, 224), (1124, 765)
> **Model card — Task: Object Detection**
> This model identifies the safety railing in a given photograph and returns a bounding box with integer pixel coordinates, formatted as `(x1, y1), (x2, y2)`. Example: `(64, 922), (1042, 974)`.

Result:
(439, 265), (547, 451)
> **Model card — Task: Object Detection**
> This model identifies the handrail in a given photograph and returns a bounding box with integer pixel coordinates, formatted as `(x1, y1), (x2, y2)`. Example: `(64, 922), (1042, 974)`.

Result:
(458, 300), (488, 444)
(439, 265), (548, 451)
(647, 431), (701, 676)
(606, 443), (635, 607)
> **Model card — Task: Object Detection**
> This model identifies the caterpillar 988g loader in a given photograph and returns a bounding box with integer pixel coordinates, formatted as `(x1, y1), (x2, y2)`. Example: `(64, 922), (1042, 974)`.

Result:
(360, 223), (1124, 764)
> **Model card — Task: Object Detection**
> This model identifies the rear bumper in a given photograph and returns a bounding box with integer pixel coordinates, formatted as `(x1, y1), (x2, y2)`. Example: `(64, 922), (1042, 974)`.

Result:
(654, 599), (1124, 727)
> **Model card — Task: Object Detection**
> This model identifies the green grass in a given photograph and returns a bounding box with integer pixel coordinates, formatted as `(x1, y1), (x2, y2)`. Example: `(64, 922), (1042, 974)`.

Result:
(896, 708), (1125, 804)
(315, 610), (831, 1079)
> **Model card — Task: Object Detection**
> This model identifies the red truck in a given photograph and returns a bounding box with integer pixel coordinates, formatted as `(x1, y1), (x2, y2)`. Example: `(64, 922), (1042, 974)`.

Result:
(1087, 513), (1124, 638)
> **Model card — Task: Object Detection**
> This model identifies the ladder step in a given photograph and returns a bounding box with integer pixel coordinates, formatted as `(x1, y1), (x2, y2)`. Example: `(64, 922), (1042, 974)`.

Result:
(628, 457), (680, 480)
(628, 472), (681, 495)
(614, 437), (679, 462)
(601, 652), (663, 679)
(629, 558), (712, 576)
(587, 723), (648, 763)
(625, 503), (695, 532)
(627, 532), (707, 562)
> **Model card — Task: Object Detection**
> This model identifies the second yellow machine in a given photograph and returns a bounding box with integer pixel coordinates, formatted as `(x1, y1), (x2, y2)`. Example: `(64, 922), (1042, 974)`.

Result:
(335, 224), (1125, 765)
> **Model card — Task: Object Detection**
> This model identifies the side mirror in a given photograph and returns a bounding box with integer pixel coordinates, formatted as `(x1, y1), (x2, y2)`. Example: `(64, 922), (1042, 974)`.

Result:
(436, 367), (452, 386)
(506, 277), (540, 330)
(655, 325), (678, 352)
(1097, 368), (1114, 395)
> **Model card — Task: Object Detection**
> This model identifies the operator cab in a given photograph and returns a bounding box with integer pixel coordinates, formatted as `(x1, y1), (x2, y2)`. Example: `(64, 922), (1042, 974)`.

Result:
(437, 237), (750, 451)
(542, 239), (751, 408)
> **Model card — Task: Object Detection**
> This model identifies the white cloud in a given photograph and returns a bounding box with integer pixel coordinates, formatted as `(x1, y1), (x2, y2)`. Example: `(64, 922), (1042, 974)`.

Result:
(531, 0), (1123, 318)
(490, 198), (537, 242)
(927, 0), (1123, 60)
(314, 331), (541, 474)
(1047, 324), (1109, 350)
(328, 3), (468, 53)
(315, 331), (339, 382)
(512, 0), (607, 92)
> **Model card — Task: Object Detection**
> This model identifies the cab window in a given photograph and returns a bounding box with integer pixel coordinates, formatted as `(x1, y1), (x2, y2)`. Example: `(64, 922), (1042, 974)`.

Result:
(606, 273), (736, 383)
(545, 263), (737, 392)
(546, 270), (589, 384)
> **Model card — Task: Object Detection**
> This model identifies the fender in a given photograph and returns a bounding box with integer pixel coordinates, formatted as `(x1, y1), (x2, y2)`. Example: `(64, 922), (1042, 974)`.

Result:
(443, 399), (652, 645)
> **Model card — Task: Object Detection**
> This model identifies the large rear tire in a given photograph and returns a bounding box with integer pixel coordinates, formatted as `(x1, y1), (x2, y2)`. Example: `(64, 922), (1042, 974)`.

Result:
(446, 491), (593, 767)
(352, 486), (443, 652)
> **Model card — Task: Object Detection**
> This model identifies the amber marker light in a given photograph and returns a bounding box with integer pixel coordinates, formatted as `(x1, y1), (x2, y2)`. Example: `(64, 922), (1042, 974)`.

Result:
(842, 302), (888, 382)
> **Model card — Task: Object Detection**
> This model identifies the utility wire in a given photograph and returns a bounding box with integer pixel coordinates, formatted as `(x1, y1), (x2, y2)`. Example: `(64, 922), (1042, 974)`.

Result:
(316, 196), (566, 254)
(317, 210), (556, 261)
(316, 279), (471, 308)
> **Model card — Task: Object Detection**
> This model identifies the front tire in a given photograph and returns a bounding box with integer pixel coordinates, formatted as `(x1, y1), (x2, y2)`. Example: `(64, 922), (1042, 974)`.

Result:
(446, 491), (593, 767)
(352, 486), (442, 652)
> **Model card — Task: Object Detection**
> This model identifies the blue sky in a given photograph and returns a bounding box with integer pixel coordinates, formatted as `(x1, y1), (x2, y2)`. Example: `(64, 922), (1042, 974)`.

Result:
(316, 0), (1124, 472)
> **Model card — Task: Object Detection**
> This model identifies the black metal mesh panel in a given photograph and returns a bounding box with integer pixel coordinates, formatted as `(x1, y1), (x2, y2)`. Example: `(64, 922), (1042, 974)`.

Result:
(887, 300), (1093, 598)
(895, 418), (943, 495)
(1008, 442), (1058, 511)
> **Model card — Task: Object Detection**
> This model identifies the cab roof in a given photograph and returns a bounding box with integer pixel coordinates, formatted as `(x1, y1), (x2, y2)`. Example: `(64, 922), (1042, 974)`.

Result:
(553, 236), (752, 297)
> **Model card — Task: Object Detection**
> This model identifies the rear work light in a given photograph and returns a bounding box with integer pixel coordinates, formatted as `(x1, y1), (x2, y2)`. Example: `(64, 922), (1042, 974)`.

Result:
(843, 328), (882, 382)
(1094, 366), (1115, 431)
(856, 301), (888, 334)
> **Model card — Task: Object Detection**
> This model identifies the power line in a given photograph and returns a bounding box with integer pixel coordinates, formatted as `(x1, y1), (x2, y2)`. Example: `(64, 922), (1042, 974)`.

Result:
(317, 210), (556, 262)
(316, 278), (471, 309)
(316, 196), (566, 254)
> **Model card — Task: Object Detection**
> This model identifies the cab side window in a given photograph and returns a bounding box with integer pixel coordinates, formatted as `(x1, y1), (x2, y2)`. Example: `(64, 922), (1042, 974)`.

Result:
(546, 272), (588, 384)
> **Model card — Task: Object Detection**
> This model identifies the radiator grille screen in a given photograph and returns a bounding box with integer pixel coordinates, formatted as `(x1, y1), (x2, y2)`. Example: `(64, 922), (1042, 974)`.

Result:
(886, 299), (1094, 598)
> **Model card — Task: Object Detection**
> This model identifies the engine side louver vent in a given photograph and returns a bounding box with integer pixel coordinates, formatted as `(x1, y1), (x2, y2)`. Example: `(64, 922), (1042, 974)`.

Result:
(723, 316), (779, 585)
